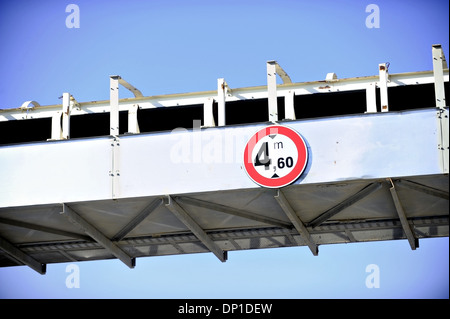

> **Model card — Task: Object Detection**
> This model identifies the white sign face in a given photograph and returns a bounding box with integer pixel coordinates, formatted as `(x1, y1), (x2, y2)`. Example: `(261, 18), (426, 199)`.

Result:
(243, 125), (308, 188)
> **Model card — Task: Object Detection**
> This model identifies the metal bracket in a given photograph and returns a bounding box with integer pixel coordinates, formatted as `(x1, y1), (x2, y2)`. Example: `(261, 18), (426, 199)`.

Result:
(117, 77), (143, 98)
(20, 100), (40, 110)
(19, 100), (40, 120)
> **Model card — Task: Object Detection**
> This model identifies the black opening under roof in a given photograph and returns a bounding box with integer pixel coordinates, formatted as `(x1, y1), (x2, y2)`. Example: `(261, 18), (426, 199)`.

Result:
(0, 82), (447, 146)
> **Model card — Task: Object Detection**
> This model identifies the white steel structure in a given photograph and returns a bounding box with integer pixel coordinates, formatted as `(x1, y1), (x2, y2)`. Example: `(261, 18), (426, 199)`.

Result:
(0, 45), (448, 274)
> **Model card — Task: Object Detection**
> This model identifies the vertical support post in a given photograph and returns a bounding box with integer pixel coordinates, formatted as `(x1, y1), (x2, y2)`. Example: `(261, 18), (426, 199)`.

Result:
(284, 91), (296, 120)
(127, 104), (140, 134)
(379, 63), (389, 112)
(62, 92), (71, 139)
(217, 78), (226, 126)
(267, 61), (278, 123)
(50, 112), (62, 140)
(432, 44), (449, 173)
(432, 44), (447, 108)
(109, 76), (121, 198)
(110, 136), (120, 199)
(110, 75), (120, 136)
(203, 98), (215, 127)
(366, 83), (377, 113)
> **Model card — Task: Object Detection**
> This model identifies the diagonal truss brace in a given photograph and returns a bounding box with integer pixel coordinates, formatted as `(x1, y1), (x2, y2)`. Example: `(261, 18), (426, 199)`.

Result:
(274, 190), (318, 256)
(308, 182), (383, 228)
(165, 196), (227, 262)
(0, 236), (46, 274)
(177, 196), (292, 229)
(387, 179), (418, 250)
(111, 198), (162, 241)
(397, 179), (449, 200)
(61, 204), (135, 268)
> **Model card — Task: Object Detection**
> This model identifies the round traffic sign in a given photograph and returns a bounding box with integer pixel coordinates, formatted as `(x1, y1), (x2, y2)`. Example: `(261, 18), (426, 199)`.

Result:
(243, 125), (308, 188)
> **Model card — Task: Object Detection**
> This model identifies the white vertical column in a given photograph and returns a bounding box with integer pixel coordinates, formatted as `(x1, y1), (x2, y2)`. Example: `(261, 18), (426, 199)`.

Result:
(110, 75), (120, 136)
(432, 44), (449, 173)
(62, 92), (71, 139)
(365, 83), (377, 113)
(127, 104), (140, 134)
(203, 98), (215, 127)
(379, 63), (389, 112)
(267, 61), (278, 123)
(284, 91), (296, 120)
(217, 78), (226, 126)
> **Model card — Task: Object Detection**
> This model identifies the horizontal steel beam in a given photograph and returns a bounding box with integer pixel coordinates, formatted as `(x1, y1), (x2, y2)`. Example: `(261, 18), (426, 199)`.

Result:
(0, 217), (91, 241)
(12, 216), (448, 256)
(61, 204), (135, 268)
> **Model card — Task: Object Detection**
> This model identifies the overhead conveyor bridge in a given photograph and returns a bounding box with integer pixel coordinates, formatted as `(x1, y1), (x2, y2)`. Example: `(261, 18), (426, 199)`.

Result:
(0, 45), (448, 274)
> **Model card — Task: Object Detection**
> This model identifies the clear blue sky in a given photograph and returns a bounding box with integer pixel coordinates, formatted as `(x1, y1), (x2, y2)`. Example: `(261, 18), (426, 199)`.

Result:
(0, 0), (448, 299)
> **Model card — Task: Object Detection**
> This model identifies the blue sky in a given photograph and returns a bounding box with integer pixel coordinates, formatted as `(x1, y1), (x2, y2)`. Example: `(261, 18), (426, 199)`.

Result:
(0, 0), (449, 299)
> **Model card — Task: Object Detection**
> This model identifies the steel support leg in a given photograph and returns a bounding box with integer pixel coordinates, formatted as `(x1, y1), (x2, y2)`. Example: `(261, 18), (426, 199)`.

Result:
(275, 190), (318, 256)
(0, 236), (46, 274)
(388, 179), (418, 250)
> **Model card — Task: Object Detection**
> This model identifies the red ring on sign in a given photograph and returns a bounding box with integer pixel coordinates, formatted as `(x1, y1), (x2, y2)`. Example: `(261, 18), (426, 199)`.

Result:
(243, 125), (308, 188)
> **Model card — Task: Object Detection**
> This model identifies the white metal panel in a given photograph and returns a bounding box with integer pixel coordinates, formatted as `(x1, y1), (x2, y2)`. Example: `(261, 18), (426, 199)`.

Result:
(0, 108), (443, 208)
(0, 138), (111, 207)
(116, 108), (441, 199)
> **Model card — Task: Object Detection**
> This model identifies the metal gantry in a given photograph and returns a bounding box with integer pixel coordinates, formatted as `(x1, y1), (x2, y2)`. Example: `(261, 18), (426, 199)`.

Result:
(0, 45), (448, 273)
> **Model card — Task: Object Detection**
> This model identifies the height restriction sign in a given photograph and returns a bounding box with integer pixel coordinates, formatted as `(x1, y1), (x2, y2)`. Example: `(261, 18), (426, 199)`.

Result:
(243, 125), (308, 188)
